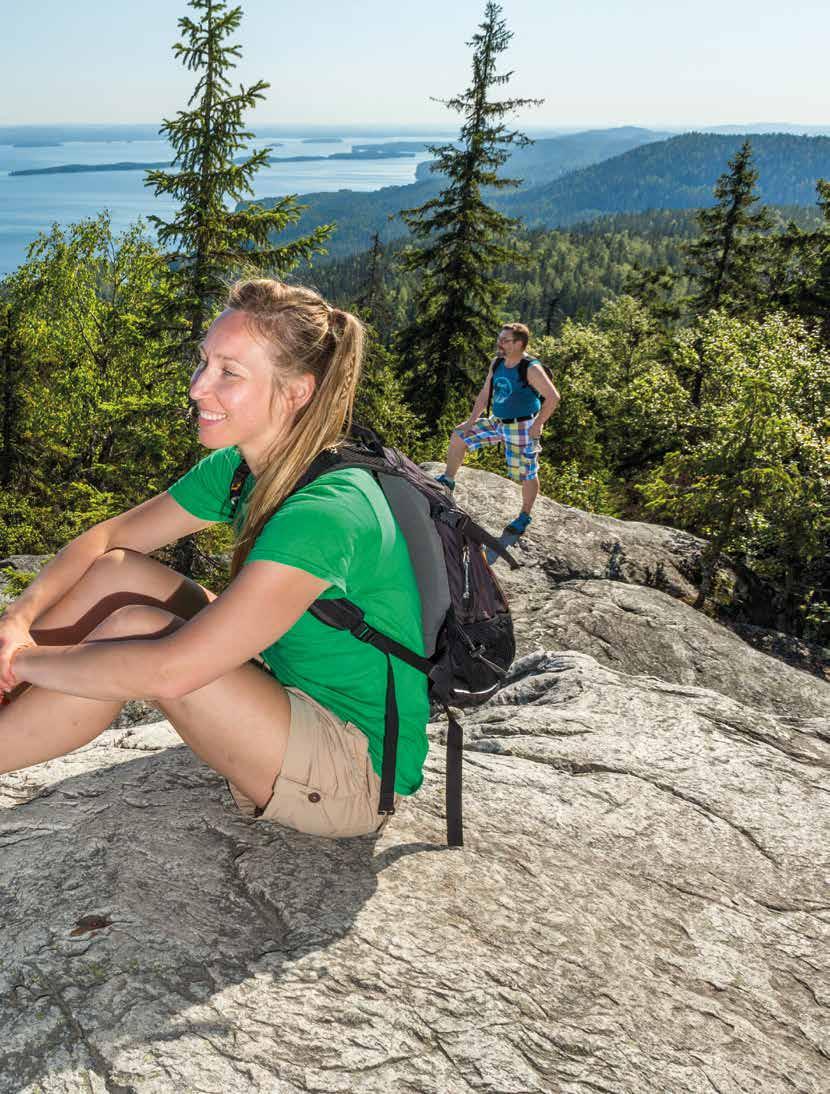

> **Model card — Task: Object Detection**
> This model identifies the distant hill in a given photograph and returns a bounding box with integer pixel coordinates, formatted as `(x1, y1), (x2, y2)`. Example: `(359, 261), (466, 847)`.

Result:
(247, 177), (443, 259)
(415, 126), (671, 188)
(501, 132), (830, 227)
(699, 124), (830, 136)
(250, 131), (830, 261)
(253, 127), (670, 259)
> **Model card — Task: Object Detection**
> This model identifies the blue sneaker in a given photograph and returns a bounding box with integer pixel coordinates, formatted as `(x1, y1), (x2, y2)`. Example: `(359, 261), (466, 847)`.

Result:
(506, 511), (532, 536)
(435, 473), (456, 493)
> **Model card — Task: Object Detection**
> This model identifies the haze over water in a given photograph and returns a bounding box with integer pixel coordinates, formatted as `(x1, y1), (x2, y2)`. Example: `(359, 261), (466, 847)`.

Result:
(0, 133), (442, 276)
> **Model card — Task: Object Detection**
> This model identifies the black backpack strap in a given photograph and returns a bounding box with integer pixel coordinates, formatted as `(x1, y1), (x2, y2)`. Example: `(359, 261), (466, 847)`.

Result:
(485, 356), (499, 418)
(436, 510), (521, 570)
(229, 458), (251, 516)
(441, 701), (464, 847)
(308, 598), (464, 845)
(308, 598), (432, 821)
(309, 599), (432, 676)
(379, 649), (399, 818)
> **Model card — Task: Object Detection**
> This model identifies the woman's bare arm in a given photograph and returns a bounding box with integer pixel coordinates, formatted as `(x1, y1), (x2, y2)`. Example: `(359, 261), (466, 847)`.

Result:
(2, 492), (214, 630)
(13, 560), (330, 701)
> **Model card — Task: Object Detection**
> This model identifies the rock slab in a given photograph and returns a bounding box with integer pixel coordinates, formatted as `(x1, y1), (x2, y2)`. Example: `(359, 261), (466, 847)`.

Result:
(1, 652), (828, 1093)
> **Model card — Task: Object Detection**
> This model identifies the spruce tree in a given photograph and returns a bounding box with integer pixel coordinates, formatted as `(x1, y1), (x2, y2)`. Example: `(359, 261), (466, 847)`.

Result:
(145, 0), (331, 575)
(355, 232), (395, 338)
(396, 1), (542, 422)
(779, 179), (830, 337)
(145, 0), (331, 350)
(685, 140), (773, 318)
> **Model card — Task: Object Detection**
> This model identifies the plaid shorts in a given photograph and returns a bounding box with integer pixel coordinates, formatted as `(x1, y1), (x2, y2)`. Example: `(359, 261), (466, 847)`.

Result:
(454, 416), (541, 483)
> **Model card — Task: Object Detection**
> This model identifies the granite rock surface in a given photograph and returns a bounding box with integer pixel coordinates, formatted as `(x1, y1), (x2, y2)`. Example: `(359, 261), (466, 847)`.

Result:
(1, 469), (828, 1092)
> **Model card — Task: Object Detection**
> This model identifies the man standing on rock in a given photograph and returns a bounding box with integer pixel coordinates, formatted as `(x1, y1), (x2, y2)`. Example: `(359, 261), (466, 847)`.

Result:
(436, 323), (560, 537)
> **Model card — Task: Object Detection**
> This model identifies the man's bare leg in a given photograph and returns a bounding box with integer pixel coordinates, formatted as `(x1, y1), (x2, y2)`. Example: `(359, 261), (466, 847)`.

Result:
(443, 431), (468, 481)
(520, 476), (540, 516)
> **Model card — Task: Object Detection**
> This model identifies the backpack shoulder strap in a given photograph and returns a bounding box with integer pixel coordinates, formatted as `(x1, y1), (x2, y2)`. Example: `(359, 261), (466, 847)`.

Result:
(518, 354), (541, 388)
(486, 356), (501, 417)
(229, 457), (252, 517)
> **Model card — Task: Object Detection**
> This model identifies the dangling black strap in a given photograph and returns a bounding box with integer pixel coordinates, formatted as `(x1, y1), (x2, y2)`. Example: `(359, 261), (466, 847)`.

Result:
(309, 600), (418, 819)
(379, 653), (399, 816)
(308, 598), (464, 845)
(442, 703), (464, 848)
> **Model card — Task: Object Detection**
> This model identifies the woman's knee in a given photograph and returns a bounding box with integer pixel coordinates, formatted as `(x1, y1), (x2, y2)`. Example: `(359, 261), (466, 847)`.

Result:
(85, 604), (185, 642)
(33, 548), (215, 641)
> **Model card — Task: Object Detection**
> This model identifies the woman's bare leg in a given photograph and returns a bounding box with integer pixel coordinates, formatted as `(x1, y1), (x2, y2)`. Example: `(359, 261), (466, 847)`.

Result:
(2, 548), (217, 703)
(0, 612), (181, 774)
(1, 603), (290, 807)
(0, 548), (218, 770)
(29, 547), (217, 644)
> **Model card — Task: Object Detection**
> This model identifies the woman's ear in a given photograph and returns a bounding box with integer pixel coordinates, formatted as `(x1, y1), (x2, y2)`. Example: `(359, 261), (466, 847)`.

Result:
(286, 372), (316, 415)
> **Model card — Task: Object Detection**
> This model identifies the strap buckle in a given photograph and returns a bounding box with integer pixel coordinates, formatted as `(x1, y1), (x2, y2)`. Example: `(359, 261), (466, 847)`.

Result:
(351, 620), (376, 642)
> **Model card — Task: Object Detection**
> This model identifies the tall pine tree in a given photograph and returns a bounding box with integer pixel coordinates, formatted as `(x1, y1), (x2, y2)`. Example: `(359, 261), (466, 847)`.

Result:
(145, 0), (331, 575)
(772, 179), (830, 338)
(396, 2), (542, 422)
(145, 0), (331, 351)
(685, 140), (773, 317)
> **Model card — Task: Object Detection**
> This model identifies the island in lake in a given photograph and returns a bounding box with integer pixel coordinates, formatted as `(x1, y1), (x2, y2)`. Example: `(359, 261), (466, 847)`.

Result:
(9, 161), (173, 177)
(10, 147), (418, 177)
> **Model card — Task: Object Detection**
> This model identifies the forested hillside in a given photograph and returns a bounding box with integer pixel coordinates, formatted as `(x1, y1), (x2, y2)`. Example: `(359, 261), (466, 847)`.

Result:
(306, 206), (822, 339)
(502, 132), (830, 226)
(413, 125), (672, 187)
(253, 131), (830, 260)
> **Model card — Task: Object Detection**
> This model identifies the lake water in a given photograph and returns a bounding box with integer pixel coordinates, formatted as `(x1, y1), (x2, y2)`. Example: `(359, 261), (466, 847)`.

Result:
(0, 134), (442, 277)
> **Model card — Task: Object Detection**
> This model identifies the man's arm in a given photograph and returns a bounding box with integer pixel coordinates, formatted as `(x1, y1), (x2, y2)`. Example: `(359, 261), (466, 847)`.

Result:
(527, 363), (561, 434)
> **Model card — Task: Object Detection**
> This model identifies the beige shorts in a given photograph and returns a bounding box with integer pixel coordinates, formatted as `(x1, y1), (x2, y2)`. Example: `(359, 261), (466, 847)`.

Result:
(227, 686), (400, 839)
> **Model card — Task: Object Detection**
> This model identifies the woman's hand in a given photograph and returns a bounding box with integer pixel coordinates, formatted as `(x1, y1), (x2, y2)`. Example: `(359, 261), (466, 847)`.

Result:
(0, 614), (36, 695)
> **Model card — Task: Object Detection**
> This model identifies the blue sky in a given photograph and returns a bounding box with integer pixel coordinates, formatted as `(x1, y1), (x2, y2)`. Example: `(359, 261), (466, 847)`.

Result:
(2, 0), (827, 128)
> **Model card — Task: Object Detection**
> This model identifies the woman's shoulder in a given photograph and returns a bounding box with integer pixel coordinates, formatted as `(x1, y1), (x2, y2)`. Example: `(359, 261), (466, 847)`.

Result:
(168, 445), (245, 521)
(286, 466), (384, 519)
(266, 466), (401, 559)
(187, 444), (245, 479)
(249, 466), (389, 582)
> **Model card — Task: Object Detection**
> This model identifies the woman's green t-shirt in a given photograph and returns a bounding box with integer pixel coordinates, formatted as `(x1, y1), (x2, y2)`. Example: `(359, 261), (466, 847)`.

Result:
(168, 446), (429, 796)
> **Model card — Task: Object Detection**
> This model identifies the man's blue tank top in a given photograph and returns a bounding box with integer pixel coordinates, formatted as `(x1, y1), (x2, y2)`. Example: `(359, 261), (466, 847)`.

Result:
(491, 357), (542, 420)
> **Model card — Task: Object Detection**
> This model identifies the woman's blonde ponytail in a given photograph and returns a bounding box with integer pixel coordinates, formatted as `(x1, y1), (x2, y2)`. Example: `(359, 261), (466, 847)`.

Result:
(223, 280), (365, 579)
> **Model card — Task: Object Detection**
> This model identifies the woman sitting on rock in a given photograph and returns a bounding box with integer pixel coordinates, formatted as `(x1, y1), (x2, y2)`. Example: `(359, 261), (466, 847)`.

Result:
(0, 279), (429, 838)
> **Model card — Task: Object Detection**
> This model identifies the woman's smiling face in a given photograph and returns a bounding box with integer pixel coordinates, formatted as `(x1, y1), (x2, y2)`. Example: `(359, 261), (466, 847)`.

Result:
(189, 309), (279, 450)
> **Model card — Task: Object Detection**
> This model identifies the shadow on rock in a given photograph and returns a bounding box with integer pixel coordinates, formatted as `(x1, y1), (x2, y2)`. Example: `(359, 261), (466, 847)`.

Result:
(0, 744), (445, 1092)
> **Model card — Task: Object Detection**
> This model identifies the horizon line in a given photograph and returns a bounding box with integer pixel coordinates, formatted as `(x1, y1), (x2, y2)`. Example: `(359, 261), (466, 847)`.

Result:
(2, 120), (829, 131)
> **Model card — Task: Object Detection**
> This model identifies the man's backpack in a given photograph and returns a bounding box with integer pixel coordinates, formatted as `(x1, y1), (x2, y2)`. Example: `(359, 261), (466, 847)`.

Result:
(486, 353), (554, 418)
(227, 424), (518, 846)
